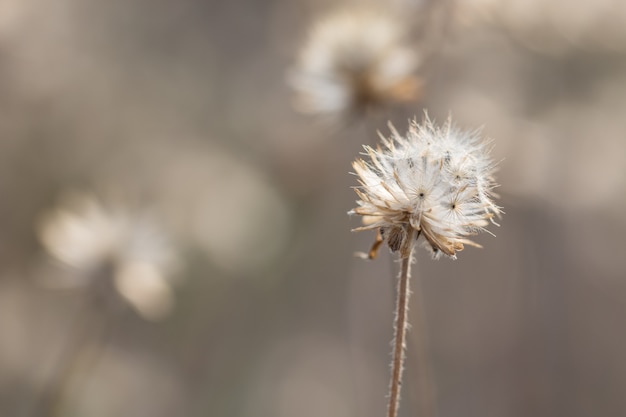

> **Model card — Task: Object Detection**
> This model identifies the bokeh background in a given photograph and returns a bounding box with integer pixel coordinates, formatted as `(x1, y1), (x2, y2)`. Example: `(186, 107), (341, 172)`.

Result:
(1, 0), (626, 416)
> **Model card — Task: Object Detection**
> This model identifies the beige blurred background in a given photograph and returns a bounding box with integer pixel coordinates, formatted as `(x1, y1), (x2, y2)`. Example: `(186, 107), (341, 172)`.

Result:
(1, 0), (626, 416)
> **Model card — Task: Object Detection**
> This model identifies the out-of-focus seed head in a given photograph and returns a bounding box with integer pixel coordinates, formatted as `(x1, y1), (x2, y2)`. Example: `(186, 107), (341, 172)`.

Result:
(349, 114), (501, 260)
(289, 8), (421, 119)
(37, 191), (180, 320)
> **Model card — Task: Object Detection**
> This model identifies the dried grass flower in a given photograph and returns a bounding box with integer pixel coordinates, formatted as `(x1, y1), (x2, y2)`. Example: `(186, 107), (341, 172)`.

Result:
(350, 114), (501, 260)
(289, 8), (421, 118)
(37, 191), (180, 320)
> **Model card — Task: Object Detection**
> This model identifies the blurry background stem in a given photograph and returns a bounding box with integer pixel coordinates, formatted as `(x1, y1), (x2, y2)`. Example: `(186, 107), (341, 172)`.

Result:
(32, 267), (123, 417)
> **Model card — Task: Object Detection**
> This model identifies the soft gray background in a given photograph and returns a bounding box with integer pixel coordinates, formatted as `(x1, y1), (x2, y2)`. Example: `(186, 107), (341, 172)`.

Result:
(1, 0), (625, 416)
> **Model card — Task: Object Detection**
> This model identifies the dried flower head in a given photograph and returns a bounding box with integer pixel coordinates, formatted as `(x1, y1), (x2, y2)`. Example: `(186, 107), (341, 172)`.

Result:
(289, 8), (421, 117)
(350, 115), (501, 260)
(37, 191), (180, 320)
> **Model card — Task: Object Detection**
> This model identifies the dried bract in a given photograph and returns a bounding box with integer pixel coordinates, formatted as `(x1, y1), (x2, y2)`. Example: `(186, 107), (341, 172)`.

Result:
(289, 8), (421, 118)
(350, 115), (501, 259)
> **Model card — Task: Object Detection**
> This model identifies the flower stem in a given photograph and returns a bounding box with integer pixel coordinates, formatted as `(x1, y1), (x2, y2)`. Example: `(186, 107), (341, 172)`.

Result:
(32, 299), (95, 417)
(387, 234), (414, 417)
(32, 269), (121, 417)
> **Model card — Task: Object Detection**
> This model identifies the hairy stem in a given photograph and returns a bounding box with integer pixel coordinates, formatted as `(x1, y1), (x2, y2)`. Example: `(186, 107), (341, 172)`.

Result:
(387, 233), (414, 417)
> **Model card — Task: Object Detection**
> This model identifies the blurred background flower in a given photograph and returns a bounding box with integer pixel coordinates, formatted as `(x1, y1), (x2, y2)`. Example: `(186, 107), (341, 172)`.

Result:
(289, 7), (422, 119)
(37, 190), (180, 320)
(0, 0), (625, 416)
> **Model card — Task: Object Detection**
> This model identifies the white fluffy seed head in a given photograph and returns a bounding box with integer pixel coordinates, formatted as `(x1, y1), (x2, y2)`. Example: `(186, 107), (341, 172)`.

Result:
(289, 8), (421, 118)
(37, 191), (180, 320)
(350, 114), (501, 259)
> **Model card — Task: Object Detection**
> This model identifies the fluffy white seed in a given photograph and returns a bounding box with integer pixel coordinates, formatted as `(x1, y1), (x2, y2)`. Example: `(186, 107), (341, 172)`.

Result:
(350, 115), (501, 259)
